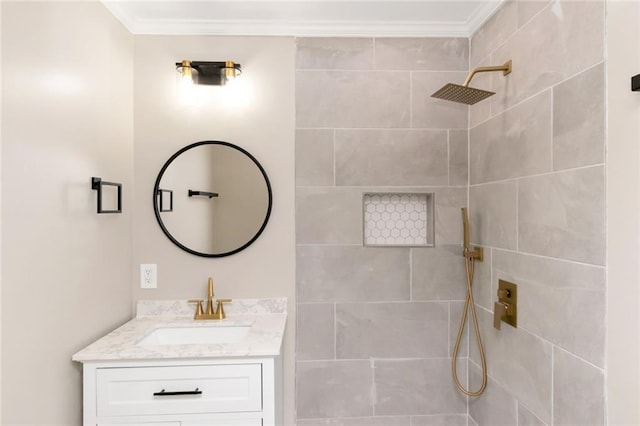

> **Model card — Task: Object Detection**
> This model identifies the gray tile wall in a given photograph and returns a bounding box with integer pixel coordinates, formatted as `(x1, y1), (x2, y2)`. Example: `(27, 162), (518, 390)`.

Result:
(468, 1), (606, 425)
(296, 2), (606, 423)
(295, 37), (471, 424)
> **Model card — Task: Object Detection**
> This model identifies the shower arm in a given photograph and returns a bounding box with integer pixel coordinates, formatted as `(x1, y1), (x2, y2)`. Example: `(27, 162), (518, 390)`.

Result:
(462, 60), (512, 87)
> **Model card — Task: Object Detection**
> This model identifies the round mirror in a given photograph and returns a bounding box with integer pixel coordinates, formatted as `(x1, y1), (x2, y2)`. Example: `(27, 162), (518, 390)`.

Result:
(153, 141), (272, 257)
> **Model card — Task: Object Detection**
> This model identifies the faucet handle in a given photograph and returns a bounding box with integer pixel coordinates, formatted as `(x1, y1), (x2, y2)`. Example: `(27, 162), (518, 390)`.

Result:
(188, 299), (204, 318)
(214, 299), (232, 319)
(493, 301), (507, 330)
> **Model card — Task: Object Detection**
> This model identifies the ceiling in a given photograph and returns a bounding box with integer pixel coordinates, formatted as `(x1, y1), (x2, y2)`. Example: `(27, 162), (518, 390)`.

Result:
(101, 1), (505, 37)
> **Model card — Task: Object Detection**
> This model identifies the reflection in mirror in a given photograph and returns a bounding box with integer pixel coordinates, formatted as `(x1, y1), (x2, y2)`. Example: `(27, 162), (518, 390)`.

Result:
(153, 141), (272, 257)
(157, 189), (173, 212)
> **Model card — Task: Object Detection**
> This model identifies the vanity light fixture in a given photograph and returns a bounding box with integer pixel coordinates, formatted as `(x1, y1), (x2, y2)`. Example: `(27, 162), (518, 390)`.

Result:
(632, 73), (640, 91)
(176, 60), (242, 86)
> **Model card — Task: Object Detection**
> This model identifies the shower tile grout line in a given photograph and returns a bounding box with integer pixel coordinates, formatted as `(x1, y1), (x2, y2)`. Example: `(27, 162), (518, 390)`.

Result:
(333, 302), (337, 360)
(371, 357), (376, 416)
(371, 37), (376, 70)
(297, 300), (465, 306)
(296, 184), (469, 189)
(551, 345), (555, 426)
(550, 86), (555, 173)
(467, 305), (606, 372)
(467, 162), (605, 188)
(409, 248), (413, 301)
(470, 244), (606, 269)
(447, 129), (451, 186)
(470, 0), (554, 77)
(295, 243), (365, 247)
(332, 128), (336, 187)
(469, 61), (606, 130)
(466, 42), (472, 417)
(295, 68), (471, 73)
(298, 413), (468, 422)
(553, 344), (605, 372)
(515, 179), (519, 252)
(517, 0), (554, 31)
(447, 301), (451, 358)
(298, 356), (461, 363)
(409, 70), (413, 128)
(295, 126), (467, 131)
(466, 46), (472, 421)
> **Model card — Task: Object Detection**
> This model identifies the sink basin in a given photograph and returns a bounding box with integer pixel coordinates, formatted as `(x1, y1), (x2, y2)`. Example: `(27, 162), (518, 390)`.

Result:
(137, 325), (251, 346)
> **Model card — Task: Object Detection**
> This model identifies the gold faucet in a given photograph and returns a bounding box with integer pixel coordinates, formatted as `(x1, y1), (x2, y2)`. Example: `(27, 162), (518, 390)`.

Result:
(188, 277), (232, 320)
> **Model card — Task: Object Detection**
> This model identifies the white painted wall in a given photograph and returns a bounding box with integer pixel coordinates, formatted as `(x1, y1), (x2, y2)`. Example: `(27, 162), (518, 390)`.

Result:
(132, 35), (296, 425)
(1, 2), (133, 423)
(606, 1), (640, 424)
(0, 2), (3, 419)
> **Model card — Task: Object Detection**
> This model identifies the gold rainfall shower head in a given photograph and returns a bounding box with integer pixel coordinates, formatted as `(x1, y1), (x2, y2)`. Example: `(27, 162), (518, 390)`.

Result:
(431, 60), (512, 105)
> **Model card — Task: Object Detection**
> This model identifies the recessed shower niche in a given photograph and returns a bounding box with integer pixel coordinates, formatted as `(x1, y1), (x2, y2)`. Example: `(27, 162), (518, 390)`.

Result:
(363, 192), (434, 247)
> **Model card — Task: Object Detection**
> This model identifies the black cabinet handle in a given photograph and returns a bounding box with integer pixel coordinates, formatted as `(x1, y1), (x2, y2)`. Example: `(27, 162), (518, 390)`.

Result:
(153, 387), (203, 396)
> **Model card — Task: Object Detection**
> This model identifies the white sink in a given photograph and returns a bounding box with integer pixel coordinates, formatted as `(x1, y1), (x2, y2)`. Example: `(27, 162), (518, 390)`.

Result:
(137, 325), (251, 346)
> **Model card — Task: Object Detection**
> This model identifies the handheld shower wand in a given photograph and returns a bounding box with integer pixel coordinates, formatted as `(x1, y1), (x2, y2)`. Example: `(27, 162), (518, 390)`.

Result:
(461, 208), (483, 261)
(452, 208), (487, 397)
(462, 207), (470, 250)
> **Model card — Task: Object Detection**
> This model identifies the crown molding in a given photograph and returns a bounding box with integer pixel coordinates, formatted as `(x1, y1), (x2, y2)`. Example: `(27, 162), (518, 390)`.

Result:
(466, 0), (506, 36)
(103, 1), (505, 38)
(118, 19), (472, 37)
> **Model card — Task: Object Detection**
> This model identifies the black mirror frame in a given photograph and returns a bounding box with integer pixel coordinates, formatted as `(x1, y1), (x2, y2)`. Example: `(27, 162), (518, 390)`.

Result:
(153, 140), (273, 258)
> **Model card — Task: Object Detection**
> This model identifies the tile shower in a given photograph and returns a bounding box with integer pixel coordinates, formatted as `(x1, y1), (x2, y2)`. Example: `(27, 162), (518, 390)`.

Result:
(295, 1), (606, 425)
(295, 37), (471, 425)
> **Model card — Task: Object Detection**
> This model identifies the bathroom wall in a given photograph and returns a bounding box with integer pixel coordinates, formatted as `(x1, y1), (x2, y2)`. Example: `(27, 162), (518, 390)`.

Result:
(606, 1), (640, 424)
(295, 37), (472, 425)
(131, 35), (296, 424)
(0, 3), (3, 419)
(467, 1), (606, 424)
(1, 1), (134, 424)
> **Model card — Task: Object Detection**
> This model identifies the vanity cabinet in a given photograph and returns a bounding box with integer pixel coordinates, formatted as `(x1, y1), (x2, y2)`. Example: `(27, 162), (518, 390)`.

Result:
(82, 357), (281, 426)
(72, 299), (287, 426)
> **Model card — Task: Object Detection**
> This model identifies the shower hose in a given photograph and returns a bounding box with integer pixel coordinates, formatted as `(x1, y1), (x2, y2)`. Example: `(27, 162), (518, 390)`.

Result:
(451, 249), (487, 396)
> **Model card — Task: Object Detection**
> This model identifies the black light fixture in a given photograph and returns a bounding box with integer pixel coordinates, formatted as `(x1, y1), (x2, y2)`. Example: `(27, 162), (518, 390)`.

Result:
(632, 74), (640, 92)
(176, 60), (242, 86)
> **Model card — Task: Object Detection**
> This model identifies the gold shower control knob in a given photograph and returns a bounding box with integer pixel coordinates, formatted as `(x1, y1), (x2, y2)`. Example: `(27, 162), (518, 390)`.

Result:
(494, 280), (518, 329)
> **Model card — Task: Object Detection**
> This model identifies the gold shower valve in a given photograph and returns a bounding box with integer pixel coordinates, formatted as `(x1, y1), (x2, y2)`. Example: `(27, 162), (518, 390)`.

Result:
(494, 279), (517, 330)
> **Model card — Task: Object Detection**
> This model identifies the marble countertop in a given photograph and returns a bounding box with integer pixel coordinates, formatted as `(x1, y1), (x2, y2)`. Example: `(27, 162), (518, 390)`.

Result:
(72, 298), (287, 363)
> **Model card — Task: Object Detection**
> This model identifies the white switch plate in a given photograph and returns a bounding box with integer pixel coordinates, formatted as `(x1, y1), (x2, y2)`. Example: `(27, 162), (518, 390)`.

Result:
(140, 264), (157, 289)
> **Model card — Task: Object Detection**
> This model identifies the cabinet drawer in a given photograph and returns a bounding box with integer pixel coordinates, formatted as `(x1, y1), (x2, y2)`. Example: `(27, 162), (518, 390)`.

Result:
(96, 364), (262, 417)
(98, 423), (180, 426)
(97, 422), (261, 426)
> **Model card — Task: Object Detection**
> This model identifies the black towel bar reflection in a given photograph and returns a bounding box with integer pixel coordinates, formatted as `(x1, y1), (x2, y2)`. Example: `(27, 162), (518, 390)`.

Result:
(157, 189), (173, 212)
(153, 388), (202, 396)
(91, 177), (122, 214)
(188, 190), (219, 198)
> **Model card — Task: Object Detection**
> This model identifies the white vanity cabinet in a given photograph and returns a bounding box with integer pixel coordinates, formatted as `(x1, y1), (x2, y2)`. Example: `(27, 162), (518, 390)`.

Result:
(82, 356), (281, 426)
(73, 299), (288, 426)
